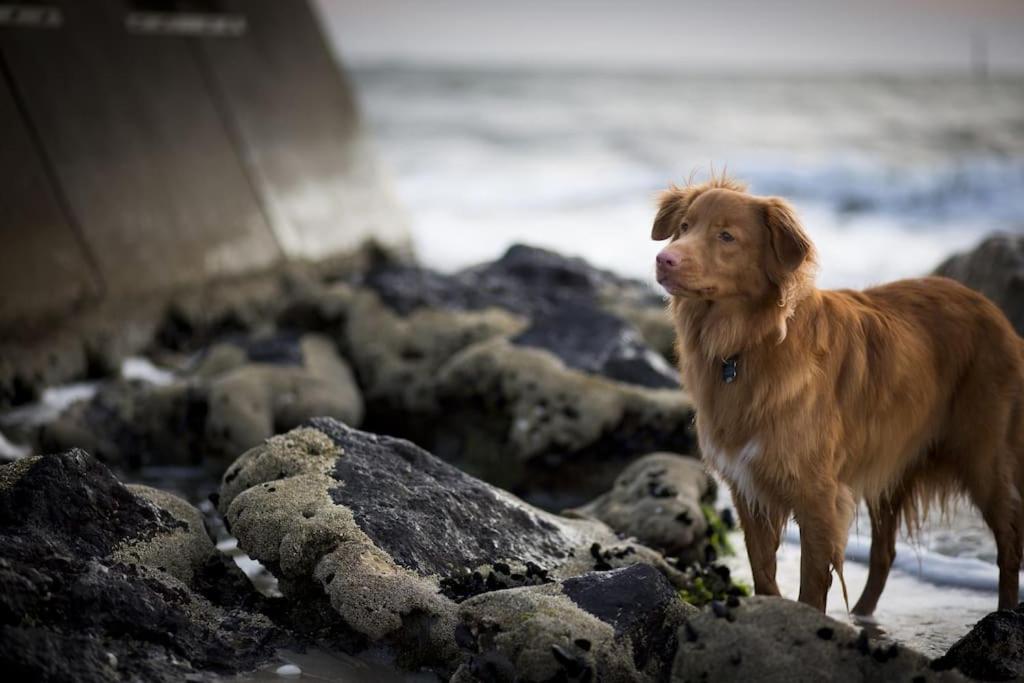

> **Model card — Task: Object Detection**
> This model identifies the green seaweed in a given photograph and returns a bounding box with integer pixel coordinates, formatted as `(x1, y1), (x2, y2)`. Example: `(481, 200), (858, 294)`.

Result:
(677, 564), (750, 607)
(701, 503), (735, 557)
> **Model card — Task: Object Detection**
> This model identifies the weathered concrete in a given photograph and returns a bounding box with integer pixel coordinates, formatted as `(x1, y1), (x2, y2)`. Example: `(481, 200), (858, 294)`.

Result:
(0, 0), (406, 334)
(0, 71), (100, 325)
(1, 0), (283, 298)
(200, 0), (406, 259)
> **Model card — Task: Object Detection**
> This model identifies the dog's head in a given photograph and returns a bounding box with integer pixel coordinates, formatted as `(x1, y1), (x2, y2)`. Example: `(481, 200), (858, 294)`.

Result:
(652, 176), (815, 312)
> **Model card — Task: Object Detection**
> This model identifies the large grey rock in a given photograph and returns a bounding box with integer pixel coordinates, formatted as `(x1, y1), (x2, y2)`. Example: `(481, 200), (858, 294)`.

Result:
(671, 596), (964, 683)
(934, 233), (1024, 335)
(0, 450), (279, 682)
(453, 564), (693, 682)
(932, 604), (1024, 680)
(218, 419), (687, 674)
(567, 453), (714, 565)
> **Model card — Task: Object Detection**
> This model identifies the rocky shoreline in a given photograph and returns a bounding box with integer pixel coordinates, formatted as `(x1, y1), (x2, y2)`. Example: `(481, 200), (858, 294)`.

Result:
(1, 236), (1022, 681)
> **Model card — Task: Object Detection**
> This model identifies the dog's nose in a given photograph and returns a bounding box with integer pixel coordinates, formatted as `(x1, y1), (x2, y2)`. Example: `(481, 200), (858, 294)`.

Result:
(656, 250), (680, 269)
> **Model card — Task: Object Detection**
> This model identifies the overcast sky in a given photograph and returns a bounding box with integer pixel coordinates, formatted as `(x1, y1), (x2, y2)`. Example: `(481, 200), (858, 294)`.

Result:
(314, 0), (1024, 73)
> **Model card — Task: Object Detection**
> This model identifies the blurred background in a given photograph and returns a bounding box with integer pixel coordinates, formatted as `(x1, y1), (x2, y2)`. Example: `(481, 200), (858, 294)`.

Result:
(318, 0), (1024, 287)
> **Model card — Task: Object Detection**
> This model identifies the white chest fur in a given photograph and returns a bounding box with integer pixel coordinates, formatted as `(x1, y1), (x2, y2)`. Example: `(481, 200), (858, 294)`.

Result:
(701, 436), (764, 509)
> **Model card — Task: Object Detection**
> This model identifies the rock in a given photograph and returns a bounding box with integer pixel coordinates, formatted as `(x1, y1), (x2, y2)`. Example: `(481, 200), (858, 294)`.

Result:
(934, 233), (1024, 335)
(511, 303), (678, 389)
(567, 453), (714, 565)
(37, 333), (363, 471)
(36, 380), (204, 469)
(363, 244), (619, 317)
(204, 334), (364, 463)
(605, 302), (677, 364)
(0, 450), (279, 682)
(432, 338), (695, 505)
(453, 565), (692, 682)
(332, 248), (692, 504)
(362, 244), (675, 385)
(671, 596), (964, 682)
(0, 333), (90, 408)
(218, 419), (687, 674)
(932, 604), (1024, 680)
(275, 249), (688, 505)
(340, 285), (524, 419)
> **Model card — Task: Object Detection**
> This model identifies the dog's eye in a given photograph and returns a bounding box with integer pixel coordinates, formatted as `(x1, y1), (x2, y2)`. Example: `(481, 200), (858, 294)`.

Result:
(719, 231), (734, 242)
(679, 222), (689, 234)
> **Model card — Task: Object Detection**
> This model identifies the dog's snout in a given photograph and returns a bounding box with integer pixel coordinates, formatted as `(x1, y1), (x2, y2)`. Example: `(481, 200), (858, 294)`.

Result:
(656, 250), (681, 269)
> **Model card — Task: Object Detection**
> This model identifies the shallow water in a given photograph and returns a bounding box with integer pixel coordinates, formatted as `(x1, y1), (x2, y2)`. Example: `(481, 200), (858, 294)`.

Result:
(233, 648), (440, 682)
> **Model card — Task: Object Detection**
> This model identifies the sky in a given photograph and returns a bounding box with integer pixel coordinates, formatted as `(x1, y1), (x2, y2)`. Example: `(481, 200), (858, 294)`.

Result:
(314, 0), (1024, 73)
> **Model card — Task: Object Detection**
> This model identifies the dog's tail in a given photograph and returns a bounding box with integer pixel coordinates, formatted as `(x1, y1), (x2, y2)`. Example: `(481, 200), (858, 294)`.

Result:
(833, 551), (850, 612)
(834, 487), (854, 612)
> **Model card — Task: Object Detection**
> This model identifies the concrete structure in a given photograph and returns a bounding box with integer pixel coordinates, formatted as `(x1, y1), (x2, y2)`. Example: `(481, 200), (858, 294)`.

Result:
(0, 0), (405, 329)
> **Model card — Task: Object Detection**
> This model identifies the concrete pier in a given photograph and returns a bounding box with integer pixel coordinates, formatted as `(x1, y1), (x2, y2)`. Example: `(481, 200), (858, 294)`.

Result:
(0, 0), (405, 329)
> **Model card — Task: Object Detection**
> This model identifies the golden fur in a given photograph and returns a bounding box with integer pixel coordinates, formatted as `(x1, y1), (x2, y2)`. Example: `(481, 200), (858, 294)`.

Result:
(652, 174), (1024, 612)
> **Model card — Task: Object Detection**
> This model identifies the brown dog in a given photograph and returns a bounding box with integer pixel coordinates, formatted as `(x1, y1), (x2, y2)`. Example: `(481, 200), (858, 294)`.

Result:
(652, 174), (1024, 613)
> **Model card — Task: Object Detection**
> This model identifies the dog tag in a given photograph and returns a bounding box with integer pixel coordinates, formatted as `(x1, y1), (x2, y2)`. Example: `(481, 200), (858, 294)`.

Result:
(722, 356), (739, 384)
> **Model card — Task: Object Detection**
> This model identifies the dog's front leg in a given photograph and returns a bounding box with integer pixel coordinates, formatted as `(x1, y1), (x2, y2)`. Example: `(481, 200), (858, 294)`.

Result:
(794, 487), (847, 611)
(734, 494), (787, 596)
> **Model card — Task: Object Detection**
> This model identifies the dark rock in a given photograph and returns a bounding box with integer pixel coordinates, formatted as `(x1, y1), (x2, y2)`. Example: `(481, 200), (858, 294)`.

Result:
(452, 565), (691, 682)
(37, 380), (206, 470)
(0, 451), (280, 682)
(36, 333), (363, 472)
(218, 420), (686, 674)
(321, 416), (578, 576)
(566, 453), (712, 564)
(363, 242), (675, 365)
(365, 244), (634, 318)
(933, 603), (1024, 680)
(511, 303), (678, 389)
(934, 233), (1024, 335)
(562, 564), (683, 672)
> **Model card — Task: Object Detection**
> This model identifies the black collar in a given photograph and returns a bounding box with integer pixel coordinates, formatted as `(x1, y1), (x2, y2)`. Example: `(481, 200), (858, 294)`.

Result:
(721, 355), (739, 384)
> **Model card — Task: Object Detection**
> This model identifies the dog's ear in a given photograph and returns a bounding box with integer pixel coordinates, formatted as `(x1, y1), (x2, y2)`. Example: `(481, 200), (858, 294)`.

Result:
(652, 186), (698, 240)
(762, 197), (811, 281)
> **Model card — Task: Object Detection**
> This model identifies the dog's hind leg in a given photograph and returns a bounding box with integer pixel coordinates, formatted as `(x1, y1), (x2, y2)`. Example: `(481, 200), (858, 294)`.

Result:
(968, 467), (1022, 610)
(851, 489), (904, 616)
(733, 494), (786, 597)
